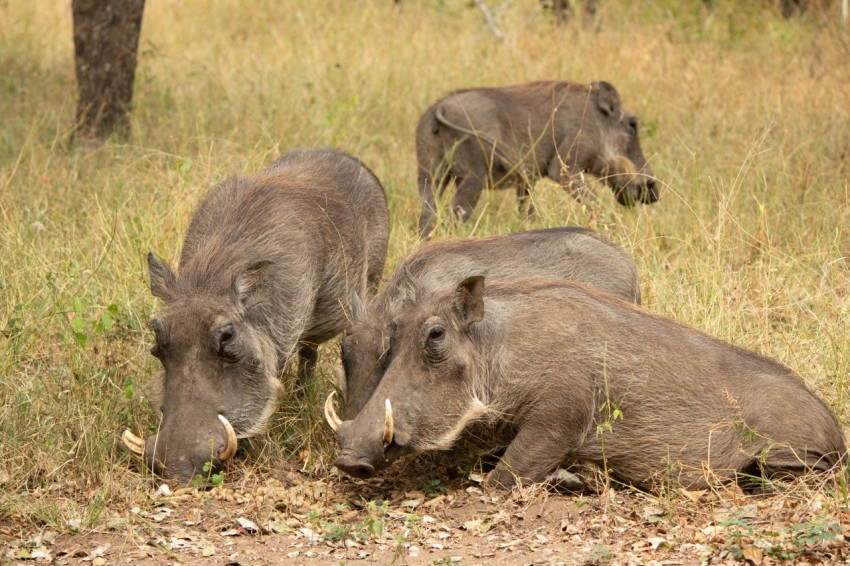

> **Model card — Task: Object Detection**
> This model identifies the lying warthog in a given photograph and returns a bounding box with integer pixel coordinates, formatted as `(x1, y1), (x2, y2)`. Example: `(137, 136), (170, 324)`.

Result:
(122, 148), (389, 483)
(416, 80), (658, 236)
(328, 277), (846, 490)
(334, 227), (641, 421)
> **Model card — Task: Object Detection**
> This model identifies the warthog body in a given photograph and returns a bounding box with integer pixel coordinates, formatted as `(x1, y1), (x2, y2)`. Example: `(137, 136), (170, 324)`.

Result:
(331, 278), (846, 490)
(416, 80), (658, 235)
(129, 149), (389, 483)
(339, 227), (640, 419)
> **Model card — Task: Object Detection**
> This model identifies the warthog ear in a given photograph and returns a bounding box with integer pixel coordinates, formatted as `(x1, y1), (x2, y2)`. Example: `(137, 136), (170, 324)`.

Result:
(592, 81), (621, 117)
(234, 260), (274, 309)
(148, 252), (177, 301)
(452, 276), (485, 324)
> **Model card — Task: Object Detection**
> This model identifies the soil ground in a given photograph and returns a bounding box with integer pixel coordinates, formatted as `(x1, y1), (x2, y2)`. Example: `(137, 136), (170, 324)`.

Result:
(4, 457), (848, 565)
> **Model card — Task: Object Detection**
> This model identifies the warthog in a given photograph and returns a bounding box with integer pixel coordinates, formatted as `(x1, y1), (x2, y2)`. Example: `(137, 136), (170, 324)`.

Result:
(336, 227), (641, 421)
(416, 80), (658, 235)
(327, 277), (846, 490)
(122, 148), (389, 483)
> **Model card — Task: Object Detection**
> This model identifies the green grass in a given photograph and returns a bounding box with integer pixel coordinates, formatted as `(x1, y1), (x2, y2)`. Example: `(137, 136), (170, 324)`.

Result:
(1, 0), (848, 529)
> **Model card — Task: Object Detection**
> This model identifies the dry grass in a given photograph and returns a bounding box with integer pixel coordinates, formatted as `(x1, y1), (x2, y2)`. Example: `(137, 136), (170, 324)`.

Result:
(1, 0), (849, 536)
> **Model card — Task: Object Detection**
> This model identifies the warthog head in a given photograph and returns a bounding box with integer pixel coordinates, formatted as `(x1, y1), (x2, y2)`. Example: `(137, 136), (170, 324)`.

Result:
(327, 277), (489, 478)
(122, 253), (282, 484)
(586, 81), (658, 206)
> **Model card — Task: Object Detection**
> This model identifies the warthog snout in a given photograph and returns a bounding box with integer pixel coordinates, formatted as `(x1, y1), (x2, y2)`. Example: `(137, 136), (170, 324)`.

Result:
(333, 451), (376, 479)
(326, 392), (405, 479)
(122, 414), (238, 484)
(600, 155), (659, 206)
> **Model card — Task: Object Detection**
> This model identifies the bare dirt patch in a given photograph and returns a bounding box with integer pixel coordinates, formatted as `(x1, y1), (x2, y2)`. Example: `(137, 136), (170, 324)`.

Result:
(4, 459), (848, 565)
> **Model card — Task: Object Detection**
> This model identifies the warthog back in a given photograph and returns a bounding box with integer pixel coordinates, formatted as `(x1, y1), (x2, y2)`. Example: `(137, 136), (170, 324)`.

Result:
(340, 227), (640, 419)
(416, 80), (659, 235)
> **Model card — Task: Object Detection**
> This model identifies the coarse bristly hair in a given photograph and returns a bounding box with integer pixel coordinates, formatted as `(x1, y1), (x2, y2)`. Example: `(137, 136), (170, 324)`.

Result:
(143, 149), (389, 480)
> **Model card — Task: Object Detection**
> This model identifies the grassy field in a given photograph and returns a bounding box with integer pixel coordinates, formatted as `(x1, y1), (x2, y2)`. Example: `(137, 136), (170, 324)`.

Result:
(1, 0), (849, 544)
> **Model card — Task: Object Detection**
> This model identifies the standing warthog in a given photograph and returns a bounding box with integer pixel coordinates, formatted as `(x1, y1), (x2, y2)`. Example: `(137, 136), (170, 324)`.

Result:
(334, 227), (641, 421)
(416, 80), (658, 236)
(122, 148), (389, 483)
(327, 278), (846, 490)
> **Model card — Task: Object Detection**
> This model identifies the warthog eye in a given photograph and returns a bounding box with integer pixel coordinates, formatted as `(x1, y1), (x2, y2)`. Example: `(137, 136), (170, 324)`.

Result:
(425, 324), (448, 364)
(220, 327), (234, 343)
(627, 117), (638, 133)
(427, 326), (445, 343)
(217, 325), (238, 360)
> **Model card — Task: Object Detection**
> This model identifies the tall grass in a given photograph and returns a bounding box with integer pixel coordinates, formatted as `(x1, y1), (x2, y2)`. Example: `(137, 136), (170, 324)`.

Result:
(1, 0), (848, 528)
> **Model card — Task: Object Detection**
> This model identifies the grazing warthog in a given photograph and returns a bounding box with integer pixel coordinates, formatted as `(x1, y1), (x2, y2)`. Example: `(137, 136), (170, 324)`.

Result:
(335, 227), (640, 421)
(327, 278), (846, 490)
(416, 80), (658, 235)
(122, 149), (389, 483)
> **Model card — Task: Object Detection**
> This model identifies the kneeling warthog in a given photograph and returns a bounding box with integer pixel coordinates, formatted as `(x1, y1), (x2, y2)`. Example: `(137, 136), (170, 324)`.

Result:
(336, 227), (641, 420)
(416, 80), (658, 236)
(328, 278), (846, 490)
(123, 149), (389, 483)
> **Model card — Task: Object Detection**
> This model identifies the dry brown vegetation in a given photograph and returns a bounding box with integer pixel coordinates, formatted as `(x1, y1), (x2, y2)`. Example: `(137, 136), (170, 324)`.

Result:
(1, 0), (849, 563)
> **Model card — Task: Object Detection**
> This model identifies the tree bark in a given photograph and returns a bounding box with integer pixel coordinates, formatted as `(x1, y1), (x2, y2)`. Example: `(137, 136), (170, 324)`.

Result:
(71, 0), (145, 141)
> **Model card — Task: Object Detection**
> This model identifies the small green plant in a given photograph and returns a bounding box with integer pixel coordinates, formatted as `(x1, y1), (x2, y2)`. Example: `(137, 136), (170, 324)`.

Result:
(67, 298), (119, 348)
(3, 302), (23, 340)
(356, 500), (387, 540)
(594, 347), (622, 487)
(721, 516), (753, 536)
(423, 478), (447, 498)
(732, 418), (763, 443)
(123, 379), (135, 400)
(714, 515), (841, 561)
(321, 500), (388, 545)
(305, 508), (323, 523)
(192, 460), (225, 488)
(323, 521), (353, 542)
(589, 544), (612, 563)
(391, 533), (408, 565)
(784, 518), (841, 553)
(595, 351), (623, 437)
(192, 437), (227, 487)
(206, 462), (225, 486)
(405, 514), (421, 536)
(70, 297), (87, 347)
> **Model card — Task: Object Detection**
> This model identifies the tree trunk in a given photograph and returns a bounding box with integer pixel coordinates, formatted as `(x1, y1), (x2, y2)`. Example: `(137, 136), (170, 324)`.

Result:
(71, 0), (145, 141)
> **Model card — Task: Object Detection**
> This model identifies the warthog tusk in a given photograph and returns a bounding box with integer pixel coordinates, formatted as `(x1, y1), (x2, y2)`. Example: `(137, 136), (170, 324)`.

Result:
(383, 398), (393, 448)
(122, 429), (145, 457)
(324, 391), (342, 432)
(218, 414), (238, 462)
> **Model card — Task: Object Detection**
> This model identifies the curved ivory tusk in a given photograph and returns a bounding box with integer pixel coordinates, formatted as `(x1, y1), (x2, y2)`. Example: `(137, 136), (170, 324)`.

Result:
(122, 429), (145, 456)
(324, 391), (342, 432)
(218, 414), (238, 462)
(382, 398), (393, 448)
